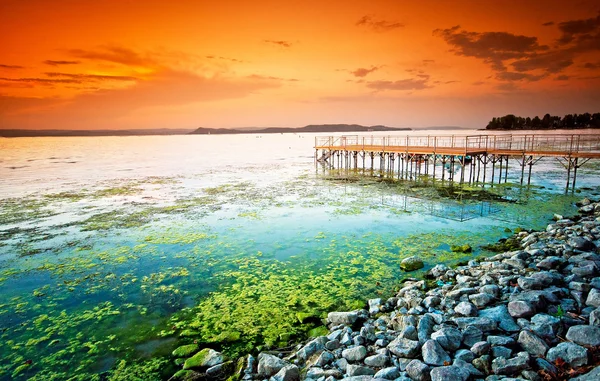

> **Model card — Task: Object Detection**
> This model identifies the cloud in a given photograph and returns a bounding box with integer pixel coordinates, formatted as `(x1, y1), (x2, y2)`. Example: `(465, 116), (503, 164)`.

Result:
(356, 15), (404, 32)
(0, 64), (24, 69)
(583, 62), (600, 69)
(542, 21), (555, 26)
(43, 60), (81, 66)
(351, 66), (379, 77)
(246, 74), (299, 82)
(433, 25), (547, 71)
(264, 40), (293, 48)
(366, 78), (430, 91)
(44, 72), (138, 81)
(0, 77), (82, 85)
(510, 51), (574, 73)
(205, 55), (245, 63)
(1, 69), (283, 128)
(66, 46), (153, 66)
(555, 75), (570, 80)
(556, 13), (600, 45)
(472, 81), (485, 85)
(495, 71), (545, 81)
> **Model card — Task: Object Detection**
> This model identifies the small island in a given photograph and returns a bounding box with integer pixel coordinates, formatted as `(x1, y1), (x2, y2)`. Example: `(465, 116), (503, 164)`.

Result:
(485, 113), (600, 130)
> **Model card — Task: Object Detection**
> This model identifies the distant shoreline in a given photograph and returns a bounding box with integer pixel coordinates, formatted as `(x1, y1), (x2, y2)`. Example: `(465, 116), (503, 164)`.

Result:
(0, 125), (478, 138)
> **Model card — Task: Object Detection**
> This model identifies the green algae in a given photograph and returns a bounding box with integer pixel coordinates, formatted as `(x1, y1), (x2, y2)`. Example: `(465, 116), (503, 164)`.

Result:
(183, 348), (213, 370)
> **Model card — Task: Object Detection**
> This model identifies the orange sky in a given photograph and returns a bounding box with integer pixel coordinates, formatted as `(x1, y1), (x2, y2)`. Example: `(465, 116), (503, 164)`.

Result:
(1, 0), (599, 130)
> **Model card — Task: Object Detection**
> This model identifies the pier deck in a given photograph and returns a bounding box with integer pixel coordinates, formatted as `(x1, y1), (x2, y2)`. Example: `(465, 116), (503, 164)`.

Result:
(315, 134), (600, 191)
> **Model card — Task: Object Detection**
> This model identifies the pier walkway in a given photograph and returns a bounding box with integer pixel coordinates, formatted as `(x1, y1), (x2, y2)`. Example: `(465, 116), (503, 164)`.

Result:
(315, 134), (600, 191)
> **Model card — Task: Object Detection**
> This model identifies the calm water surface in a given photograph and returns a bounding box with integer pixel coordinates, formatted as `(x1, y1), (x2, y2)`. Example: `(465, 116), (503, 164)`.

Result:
(1, 130), (599, 380)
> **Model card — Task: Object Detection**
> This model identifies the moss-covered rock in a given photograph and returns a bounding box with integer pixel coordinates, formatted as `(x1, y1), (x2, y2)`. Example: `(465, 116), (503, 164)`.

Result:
(400, 256), (424, 271)
(172, 344), (199, 358)
(183, 348), (224, 370)
(170, 369), (198, 381)
(450, 244), (472, 253)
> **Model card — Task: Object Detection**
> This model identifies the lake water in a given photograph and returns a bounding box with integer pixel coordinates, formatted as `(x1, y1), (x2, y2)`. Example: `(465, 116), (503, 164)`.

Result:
(1, 130), (599, 380)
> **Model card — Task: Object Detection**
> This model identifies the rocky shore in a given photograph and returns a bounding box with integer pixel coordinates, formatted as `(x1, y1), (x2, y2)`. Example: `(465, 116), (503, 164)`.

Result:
(170, 198), (600, 381)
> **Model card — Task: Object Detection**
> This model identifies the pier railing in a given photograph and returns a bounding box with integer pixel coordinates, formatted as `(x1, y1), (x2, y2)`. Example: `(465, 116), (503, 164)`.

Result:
(315, 134), (600, 155)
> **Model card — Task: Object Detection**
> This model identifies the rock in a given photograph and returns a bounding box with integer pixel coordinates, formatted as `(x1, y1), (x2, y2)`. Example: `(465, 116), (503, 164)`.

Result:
(469, 293), (495, 307)
(270, 364), (300, 381)
(387, 337), (421, 358)
(183, 348), (224, 370)
(423, 296), (441, 309)
(297, 338), (326, 362)
(568, 236), (596, 251)
(507, 301), (536, 318)
(325, 339), (340, 350)
(431, 327), (462, 351)
(400, 325), (419, 341)
(566, 325), (600, 346)
(491, 346), (512, 359)
(530, 314), (561, 339)
(313, 351), (335, 367)
(472, 355), (492, 375)
(454, 317), (497, 332)
(347, 364), (375, 377)
(487, 335), (515, 346)
(518, 330), (549, 357)
(537, 256), (564, 270)
(327, 311), (359, 325)
(586, 288), (600, 308)
(172, 344), (199, 357)
(454, 301), (478, 316)
(572, 366), (600, 381)
(417, 315), (435, 343)
(344, 377), (375, 381)
(429, 365), (469, 381)
(462, 326), (483, 346)
(369, 298), (382, 315)
(430, 264), (450, 278)
(421, 339), (451, 366)
(590, 308), (600, 326)
(364, 353), (389, 368)
(257, 353), (288, 377)
(342, 346), (368, 362)
(406, 359), (430, 381)
(491, 352), (529, 375)
(206, 362), (234, 378)
(401, 256), (424, 271)
(547, 342), (588, 368)
(374, 367), (400, 380)
(453, 359), (484, 377)
(479, 305), (521, 332)
(471, 341), (490, 356)
(335, 358), (348, 372)
(454, 349), (474, 363)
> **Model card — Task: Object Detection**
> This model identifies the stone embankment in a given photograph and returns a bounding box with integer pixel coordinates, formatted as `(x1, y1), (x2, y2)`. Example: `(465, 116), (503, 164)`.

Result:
(171, 198), (600, 381)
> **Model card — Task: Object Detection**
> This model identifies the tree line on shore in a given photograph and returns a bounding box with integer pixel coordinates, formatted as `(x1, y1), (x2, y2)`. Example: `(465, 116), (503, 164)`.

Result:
(486, 112), (600, 130)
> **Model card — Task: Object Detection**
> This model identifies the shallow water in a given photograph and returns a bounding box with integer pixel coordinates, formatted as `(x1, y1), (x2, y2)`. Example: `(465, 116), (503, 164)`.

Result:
(1, 130), (599, 380)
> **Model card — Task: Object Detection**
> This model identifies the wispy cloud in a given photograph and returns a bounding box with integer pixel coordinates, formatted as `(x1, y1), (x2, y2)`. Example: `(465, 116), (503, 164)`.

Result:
(264, 40), (293, 48)
(44, 72), (138, 81)
(0, 64), (24, 69)
(351, 66), (380, 77)
(43, 60), (81, 66)
(356, 15), (404, 32)
(366, 78), (430, 91)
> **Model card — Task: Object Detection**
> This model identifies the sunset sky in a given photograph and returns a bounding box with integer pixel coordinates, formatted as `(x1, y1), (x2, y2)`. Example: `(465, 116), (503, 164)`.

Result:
(1, 0), (599, 130)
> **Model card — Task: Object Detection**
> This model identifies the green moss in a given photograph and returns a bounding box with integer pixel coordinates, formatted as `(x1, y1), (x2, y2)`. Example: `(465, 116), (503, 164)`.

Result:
(183, 348), (212, 370)
(172, 344), (199, 358)
(308, 326), (329, 337)
(171, 369), (196, 381)
(12, 363), (31, 378)
(450, 244), (472, 253)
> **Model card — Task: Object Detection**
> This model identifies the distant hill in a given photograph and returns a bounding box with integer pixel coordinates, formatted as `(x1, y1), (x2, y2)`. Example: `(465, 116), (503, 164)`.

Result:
(0, 128), (195, 137)
(191, 124), (412, 135)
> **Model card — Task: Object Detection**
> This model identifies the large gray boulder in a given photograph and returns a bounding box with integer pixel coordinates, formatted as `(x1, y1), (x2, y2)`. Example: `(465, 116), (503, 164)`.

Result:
(327, 311), (358, 325)
(430, 366), (469, 381)
(422, 339), (451, 366)
(547, 342), (588, 368)
(257, 353), (289, 378)
(566, 325), (600, 346)
(387, 337), (421, 358)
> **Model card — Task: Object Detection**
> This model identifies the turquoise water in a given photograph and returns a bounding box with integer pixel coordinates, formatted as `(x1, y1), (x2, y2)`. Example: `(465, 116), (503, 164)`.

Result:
(1, 132), (599, 380)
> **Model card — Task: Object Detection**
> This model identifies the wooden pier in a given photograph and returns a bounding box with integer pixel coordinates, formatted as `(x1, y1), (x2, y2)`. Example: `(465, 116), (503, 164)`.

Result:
(315, 134), (600, 192)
